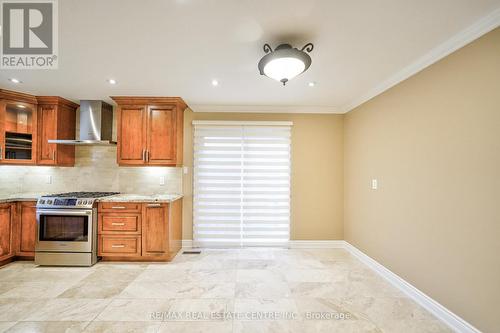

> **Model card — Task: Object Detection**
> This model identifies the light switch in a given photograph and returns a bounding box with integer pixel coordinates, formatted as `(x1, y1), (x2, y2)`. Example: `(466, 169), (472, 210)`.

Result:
(371, 179), (378, 190)
(159, 176), (165, 186)
(46, 175), (52, 184)
(183, 166), (189, 175)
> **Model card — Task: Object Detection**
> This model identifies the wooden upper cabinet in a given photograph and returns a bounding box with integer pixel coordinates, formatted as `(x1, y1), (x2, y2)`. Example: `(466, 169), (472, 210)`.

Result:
(112, 97), (187, 166)
(147, 105), (176, 165)
(117, 105), (147, 165)
(0, 89), (38, 165)
(36, 96), (78, 166)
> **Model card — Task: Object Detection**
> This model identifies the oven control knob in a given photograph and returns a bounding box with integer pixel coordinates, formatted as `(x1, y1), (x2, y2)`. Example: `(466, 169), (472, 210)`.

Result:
(39, 199), (45, 204)
(83, 200), (88, 205)
(47, 200), (53, 204)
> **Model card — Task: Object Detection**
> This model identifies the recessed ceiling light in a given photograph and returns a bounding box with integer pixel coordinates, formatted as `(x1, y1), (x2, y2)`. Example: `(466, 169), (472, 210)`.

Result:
(107, 79), (117, 85)
(9, 78), (21, 84)
(211, 79), (219, 86)
(308, 82), (316, 87)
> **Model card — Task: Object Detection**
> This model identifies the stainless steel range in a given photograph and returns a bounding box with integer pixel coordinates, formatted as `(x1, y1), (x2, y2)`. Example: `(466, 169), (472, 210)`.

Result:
(35, 192), (119, 266)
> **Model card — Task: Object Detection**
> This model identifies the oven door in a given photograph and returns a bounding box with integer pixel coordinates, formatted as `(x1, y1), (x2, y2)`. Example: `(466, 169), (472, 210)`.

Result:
(36, 209), (93, 252)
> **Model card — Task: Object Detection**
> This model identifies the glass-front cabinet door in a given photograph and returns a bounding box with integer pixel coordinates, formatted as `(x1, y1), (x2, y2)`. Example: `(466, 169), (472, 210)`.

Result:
(0, 100), (37, 164)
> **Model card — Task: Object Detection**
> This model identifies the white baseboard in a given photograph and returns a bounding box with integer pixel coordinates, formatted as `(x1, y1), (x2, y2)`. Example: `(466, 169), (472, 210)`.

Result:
(344, 242), (481, 333)
(288, 240), (346, 249)
(181, 239), (193, 249)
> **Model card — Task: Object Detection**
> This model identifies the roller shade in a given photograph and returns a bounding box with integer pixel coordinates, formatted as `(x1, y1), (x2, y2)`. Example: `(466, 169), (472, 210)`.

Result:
(193, 122), (292, 247)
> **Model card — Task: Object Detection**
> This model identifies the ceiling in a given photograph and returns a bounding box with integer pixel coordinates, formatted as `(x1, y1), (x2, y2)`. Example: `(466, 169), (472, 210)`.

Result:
(1, 0), (500, 113)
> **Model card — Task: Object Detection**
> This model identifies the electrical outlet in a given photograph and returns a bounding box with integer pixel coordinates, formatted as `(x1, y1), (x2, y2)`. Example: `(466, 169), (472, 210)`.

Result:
(371, 179), (378, 190)
(46, 175), (52, 184)
(159, 176), (165, 186)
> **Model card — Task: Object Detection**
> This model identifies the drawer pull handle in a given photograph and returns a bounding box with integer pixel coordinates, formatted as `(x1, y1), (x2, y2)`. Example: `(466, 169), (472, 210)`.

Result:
(111, 222), (126, 226)
(111, 244), (125, 248)
(147, 203), (161, 207)
(111, 206), (126, 209)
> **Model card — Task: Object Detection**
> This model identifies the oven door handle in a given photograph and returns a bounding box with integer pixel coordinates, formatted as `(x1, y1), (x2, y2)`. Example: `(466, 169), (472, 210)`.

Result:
(36, 209), (92, 216)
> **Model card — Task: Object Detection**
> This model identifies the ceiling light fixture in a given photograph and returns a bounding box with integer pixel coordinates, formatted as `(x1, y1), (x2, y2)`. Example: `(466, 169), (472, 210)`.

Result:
(9, 78), (21, 84)
(211, 79), (219, 86)
(107, 79), (117, 85)
(308, 82), (316, 87)
(258, 43), (314, 85)
(17, 104), (26, 108)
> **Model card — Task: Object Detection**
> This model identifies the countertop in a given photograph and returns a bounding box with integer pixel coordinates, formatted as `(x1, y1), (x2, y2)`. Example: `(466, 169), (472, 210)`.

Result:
(96, 193), (183, 203)
(0, 193), (183, 204)
(0, 192), (49, 203)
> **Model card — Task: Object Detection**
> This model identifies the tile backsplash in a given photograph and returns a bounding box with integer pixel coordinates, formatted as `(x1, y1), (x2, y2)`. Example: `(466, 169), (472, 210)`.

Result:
(0, 146), (182, 195)
(0, 107), (182, 196)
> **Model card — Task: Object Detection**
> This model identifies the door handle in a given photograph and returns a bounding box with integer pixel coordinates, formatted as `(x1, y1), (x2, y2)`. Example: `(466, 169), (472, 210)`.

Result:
(146, 150), (150, 162)
(52, 150), (56, 161)
(111, 206), (126, 209)
(0, 145), (2, 160)
(111, 222), (125, 226)
(147, 203), (161, 208)
(111, 244), (125, 248)
(142, 149), (146, 162)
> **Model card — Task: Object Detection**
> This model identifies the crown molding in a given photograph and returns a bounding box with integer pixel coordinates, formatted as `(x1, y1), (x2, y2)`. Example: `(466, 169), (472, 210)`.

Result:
(342, 7), (500, 113)
(190, 104), (341, 114)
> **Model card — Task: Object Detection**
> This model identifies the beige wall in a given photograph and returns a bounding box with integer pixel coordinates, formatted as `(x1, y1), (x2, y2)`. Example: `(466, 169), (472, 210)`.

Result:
(182, 110), (344, 241)
(344, 28), (500, 332)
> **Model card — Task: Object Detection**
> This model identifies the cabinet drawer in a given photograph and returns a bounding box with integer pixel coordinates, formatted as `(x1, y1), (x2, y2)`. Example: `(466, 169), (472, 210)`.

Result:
(98, 235), (141, 256)
(100, 215), (141, 234)
(99, 202), (142, 213)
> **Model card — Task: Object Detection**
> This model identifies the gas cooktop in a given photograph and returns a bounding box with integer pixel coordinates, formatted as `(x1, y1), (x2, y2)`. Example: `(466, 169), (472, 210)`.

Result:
(37, 192), (120, 209)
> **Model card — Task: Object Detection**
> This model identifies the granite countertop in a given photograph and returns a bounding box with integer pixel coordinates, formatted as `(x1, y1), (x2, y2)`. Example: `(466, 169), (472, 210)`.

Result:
(0, 192), (49, 203)
(97, 193), (183, 203)
(0, 193), (183, 204)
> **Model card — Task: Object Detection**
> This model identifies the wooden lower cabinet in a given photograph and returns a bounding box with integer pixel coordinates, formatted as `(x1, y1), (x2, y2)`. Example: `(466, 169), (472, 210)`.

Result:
(99, 235), (141, 257)
(16, 201), (37, 257)
(142, 203), (169, 259)
(97, 199), (182, 261)
(0, 203), (15, 262)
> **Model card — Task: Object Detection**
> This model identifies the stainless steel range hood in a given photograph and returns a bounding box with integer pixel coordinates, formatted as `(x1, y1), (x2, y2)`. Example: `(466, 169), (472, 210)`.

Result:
(49, 100), (115, 145)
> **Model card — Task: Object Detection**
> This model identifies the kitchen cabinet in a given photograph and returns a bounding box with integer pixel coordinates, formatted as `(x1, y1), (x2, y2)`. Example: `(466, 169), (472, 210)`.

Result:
(36, 96), (79, 166)
(112, 97), (187, 166)
(0, 89), (38, 165)
(142, 203), (169, 259)
(97, 199), (183, 261)
(0, 203), (15, 262)
(16, 201), (37, 257)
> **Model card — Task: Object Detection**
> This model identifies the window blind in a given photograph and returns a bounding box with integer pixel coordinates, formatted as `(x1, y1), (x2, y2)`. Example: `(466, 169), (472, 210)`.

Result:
(193, 122), (291, 247)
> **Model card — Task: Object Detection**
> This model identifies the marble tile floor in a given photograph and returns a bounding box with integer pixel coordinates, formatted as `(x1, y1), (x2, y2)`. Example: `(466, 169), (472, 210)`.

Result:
(0, 248), (452, 333)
